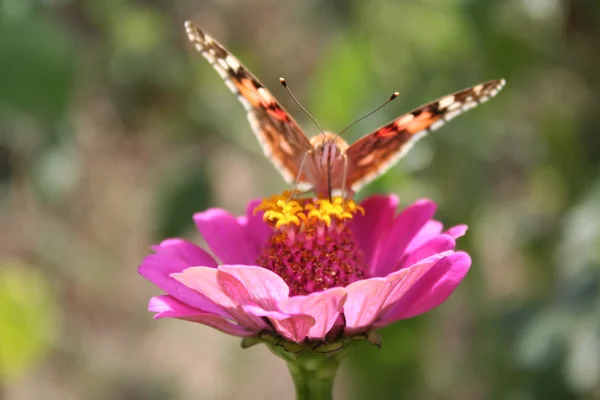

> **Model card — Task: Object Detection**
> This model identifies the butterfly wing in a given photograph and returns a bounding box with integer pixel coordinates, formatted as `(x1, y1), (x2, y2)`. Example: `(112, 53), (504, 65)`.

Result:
(185, 21), (313, 186)
(343, 79), (506, 192)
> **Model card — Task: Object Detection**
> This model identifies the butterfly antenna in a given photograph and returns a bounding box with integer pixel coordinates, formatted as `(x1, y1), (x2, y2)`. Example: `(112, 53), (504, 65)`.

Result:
(280, 78), (326, 137)
(326, 152), (333, 202)
(335, 92), (399, 139)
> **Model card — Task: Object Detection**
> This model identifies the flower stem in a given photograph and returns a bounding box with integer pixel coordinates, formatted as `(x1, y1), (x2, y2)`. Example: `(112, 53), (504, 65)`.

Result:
(285, 355), (339, 400)
(249, 333), (359, 399)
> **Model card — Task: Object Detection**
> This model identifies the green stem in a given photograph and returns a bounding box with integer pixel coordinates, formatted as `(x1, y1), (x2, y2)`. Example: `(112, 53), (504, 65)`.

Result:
(286, 355), (339, 400)
(248, 332), (366, 399)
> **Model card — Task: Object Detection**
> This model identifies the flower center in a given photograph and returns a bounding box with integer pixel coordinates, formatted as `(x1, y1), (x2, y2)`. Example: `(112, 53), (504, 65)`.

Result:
(255, 192), (367, 296)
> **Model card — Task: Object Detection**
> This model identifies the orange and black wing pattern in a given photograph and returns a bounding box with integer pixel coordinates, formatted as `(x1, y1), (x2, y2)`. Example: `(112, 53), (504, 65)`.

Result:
(185, 21), (312, 185)
(344, 79), (506, 191)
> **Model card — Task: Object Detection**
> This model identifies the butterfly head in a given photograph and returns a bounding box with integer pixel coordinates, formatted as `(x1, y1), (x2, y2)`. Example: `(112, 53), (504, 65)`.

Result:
(309, 132), (348, 171)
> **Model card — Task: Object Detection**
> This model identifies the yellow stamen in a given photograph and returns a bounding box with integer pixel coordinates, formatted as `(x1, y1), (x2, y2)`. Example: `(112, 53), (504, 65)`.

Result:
(254, 192), (365, 228)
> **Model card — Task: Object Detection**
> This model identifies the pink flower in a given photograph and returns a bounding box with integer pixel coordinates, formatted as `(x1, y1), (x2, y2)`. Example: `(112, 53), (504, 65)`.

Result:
(138, 194), (470, 344)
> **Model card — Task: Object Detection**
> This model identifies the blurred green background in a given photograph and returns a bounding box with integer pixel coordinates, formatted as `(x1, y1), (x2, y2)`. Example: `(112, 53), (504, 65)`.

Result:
(1, 0), (600, 399)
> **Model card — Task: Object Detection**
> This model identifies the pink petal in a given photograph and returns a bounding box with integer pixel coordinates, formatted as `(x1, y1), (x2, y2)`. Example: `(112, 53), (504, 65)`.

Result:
(344, 253), (450, 333)
(216, 266), (314, 342)
(172, 266), (269, 332)
(216, 265), (297, 339)
(370, 200), (437, 277)
(218, 265), (290, 308)
(397, 234), (456, 270)
(194, 208), (261, 265)
(445, 224), (468, 239)
(349, 195), (399, 267)
(244, 305), (315, 343)
(405, 220), (444, 253)
(343, 278), (395, 334)
(148, 295), (254, 336)
(150, 238), (218, 268)
(238, 199), (273, 247)
(376, 252), (471, 325)
(138, 239), (226, 317)
(149, 294), (205, 318)
(380, 252), (451, 312)
(278, 287), (347, 339)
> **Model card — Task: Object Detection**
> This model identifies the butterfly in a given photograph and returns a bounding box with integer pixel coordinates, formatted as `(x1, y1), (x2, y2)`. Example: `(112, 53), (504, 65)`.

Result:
(185, 21), (505, 197)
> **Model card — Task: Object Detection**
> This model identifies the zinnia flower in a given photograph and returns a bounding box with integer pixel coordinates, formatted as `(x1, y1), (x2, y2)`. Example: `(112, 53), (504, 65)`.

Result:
(139, 192), (471, 398)
(138, 192), (470, 345)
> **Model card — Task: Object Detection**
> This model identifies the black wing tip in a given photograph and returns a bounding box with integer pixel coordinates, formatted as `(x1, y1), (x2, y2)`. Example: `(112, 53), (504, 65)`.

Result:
(490, 78), (507, 96)
(184, 20), (203, 36)
(477, 79), (506, 98)
(491, 78), (507, 88)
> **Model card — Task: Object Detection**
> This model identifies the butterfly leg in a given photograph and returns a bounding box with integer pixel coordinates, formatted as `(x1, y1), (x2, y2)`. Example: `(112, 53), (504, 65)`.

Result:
(326, 153), (333, 202)
(288, 150), (312, 201)
(341, 153), (349, 199)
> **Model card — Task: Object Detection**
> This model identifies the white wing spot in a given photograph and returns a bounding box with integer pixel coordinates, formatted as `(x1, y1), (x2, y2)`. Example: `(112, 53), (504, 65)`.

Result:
(443, 109), (461, 121)
(462, 102), (477, 111)
(257, 87), (274, 104)
(396, 114), (415, 126)
(237, 96), (252, 111)
(225, 55), (240, 71)
(430, 120), (445, 131)
(216, 57), (228, 70)
(438, 95), (455, 110)
(200, 50), (216, 64)
(446, 101), (462, 111)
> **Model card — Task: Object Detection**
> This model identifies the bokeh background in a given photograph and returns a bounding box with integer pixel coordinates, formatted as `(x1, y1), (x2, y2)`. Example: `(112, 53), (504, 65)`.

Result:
(2, 0), (600, 399)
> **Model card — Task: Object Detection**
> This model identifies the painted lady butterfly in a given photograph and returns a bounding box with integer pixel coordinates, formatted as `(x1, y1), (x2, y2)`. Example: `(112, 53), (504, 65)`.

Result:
(185, 21), (505, 197)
